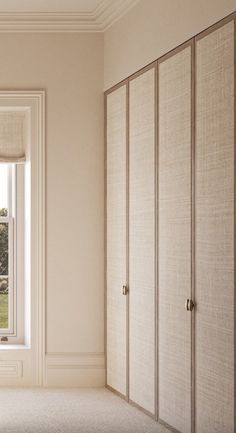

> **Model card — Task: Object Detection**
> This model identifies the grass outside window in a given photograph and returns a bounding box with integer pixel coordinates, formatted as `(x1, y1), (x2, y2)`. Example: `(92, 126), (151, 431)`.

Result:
(0, 294), (8, 329)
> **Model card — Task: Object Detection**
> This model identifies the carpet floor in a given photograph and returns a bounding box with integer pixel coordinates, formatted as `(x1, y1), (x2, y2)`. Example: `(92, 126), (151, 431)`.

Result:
(0, 388), (170, 433)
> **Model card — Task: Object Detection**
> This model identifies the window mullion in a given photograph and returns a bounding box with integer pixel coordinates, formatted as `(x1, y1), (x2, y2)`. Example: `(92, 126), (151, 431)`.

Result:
(7, 164), (12, 218)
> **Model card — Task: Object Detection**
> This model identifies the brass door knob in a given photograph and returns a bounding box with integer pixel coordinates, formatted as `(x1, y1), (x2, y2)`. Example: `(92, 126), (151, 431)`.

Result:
(122, 285), (129, 295)
(185, 299), (194, 311)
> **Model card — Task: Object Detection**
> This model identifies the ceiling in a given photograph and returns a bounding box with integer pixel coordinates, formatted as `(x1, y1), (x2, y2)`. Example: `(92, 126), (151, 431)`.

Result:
(0, 0), (102, 12)
(0, 0), (140, 31)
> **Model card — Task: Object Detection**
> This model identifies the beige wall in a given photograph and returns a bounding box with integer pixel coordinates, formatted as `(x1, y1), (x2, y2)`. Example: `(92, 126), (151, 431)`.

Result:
(0, 33), (104, 385)
(104, 0), (235, 90)
(1, 0), (234, 387)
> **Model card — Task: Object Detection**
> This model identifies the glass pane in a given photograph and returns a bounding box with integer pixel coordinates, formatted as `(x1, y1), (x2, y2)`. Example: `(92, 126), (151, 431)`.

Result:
(0, 277), (8, 329)
(0, 222), (8, 329)
(0, 164), (9, 216)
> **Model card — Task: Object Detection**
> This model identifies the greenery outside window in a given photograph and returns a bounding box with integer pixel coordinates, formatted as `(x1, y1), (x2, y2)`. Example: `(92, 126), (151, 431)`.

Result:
(0, 163), (25, 341)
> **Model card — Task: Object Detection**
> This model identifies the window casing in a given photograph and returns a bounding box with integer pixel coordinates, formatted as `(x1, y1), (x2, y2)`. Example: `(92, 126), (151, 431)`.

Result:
(0, 91), (45, 386)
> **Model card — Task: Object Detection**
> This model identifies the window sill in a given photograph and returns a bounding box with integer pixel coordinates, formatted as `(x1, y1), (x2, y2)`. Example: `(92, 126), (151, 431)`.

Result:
(0, 344), (30, 350)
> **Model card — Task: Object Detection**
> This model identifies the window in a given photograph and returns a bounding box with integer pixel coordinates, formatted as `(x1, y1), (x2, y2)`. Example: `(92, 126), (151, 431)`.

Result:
(0, 92), (45, 385)
(0, 163), (25, 342)
(0, 164), (13, 333)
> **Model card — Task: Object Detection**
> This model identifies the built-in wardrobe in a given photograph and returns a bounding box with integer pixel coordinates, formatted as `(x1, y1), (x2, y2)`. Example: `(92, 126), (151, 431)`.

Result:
(105, 13), (235, 433)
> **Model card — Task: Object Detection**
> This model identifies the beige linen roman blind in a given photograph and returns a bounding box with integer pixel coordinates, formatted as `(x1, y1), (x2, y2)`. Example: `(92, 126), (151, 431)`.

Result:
(0, 111), (26, 162)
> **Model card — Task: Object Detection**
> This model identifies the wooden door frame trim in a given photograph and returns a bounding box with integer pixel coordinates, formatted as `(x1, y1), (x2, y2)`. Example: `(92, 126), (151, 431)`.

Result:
(234, 15), (236, 433)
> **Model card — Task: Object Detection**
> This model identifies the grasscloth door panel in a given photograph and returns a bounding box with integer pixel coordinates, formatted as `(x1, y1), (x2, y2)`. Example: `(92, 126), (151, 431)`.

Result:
(158, 46), (192, 433)
(106, 85), (127, 396)
(195, 21), (235, 433)
(129, 67), (156, 415)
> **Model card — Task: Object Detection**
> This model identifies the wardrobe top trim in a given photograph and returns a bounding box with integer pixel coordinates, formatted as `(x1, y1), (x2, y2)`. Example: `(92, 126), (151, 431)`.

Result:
(158, 39), (193, 65)
(104, 11), (235, 95)
(195, 11), (235, 42)
(105, 79), (128, 96)
(128, 61), (157, 83)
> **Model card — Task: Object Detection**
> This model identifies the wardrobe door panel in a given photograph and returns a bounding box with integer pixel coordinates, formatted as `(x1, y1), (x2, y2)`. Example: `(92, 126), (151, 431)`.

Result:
(129, 67), (156, 414)
(106, 85), (127, 396)
(158, 46), (192, 433)
(195, 21), (235, 433)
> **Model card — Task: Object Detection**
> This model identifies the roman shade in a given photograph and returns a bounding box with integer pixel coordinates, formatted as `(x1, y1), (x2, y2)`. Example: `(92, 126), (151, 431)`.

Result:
(0, 111), (26, 162)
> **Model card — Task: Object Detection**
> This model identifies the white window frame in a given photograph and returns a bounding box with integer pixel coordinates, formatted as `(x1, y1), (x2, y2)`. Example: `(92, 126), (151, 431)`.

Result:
(0, 163), (26, 343)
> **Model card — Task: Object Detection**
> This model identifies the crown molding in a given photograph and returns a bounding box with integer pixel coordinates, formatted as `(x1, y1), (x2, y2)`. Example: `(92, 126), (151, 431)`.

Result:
(94, 0), (140, 31)
(0, 0), (140, 32)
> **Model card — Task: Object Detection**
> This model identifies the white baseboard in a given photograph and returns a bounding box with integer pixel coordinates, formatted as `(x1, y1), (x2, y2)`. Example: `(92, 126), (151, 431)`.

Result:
(45, 352), (105, 387)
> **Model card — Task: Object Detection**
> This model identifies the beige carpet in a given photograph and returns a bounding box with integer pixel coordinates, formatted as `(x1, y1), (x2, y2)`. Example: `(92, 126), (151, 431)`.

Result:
(0, 388), (170, 433)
